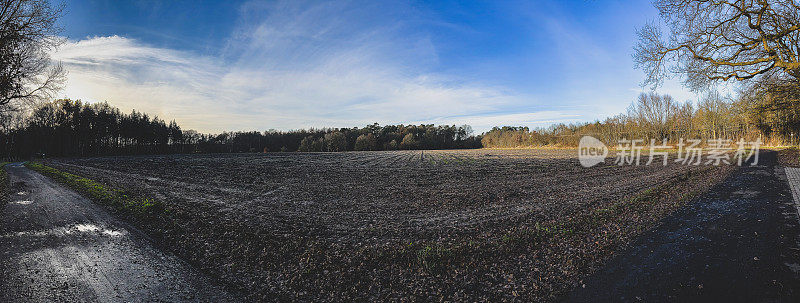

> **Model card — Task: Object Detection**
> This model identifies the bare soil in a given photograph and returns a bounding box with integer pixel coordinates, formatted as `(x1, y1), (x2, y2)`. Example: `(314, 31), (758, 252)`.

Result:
(46, 149), (735, 301)
(567, 150), (800, 301)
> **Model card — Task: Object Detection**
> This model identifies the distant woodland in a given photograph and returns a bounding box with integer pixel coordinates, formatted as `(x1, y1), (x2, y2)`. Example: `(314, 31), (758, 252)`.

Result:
(482, 88), (800, 148)
(0, 99), (481, 158)
(2, 85), (800, 159)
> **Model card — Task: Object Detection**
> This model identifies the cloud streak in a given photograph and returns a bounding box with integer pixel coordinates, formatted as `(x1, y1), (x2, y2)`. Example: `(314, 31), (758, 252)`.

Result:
(51, 0), (587, 133)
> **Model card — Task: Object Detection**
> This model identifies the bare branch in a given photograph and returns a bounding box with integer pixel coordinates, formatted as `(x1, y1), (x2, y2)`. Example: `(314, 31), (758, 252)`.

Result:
(0, 0), (64, 118)
(635, 0), (800, 90)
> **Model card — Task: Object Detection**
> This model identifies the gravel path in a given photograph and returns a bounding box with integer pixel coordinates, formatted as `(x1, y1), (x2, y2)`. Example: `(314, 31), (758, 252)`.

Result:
(566, 151), (800, 301)
(0, 163), (239, 302)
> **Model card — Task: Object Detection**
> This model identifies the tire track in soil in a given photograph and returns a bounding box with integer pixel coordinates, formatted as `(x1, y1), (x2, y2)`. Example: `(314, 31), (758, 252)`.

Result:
(384, 151), (407, 167)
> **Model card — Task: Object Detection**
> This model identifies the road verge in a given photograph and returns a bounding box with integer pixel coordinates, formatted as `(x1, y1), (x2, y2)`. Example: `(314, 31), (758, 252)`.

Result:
(25, 161), (171, 232)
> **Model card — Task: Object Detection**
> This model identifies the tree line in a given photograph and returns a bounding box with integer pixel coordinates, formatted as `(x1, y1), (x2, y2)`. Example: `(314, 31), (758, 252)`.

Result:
(0, 99), (481, 159)
(6, 86), (800, 158)
(191, 123), (480, 153)
(482, 88), (799, 148)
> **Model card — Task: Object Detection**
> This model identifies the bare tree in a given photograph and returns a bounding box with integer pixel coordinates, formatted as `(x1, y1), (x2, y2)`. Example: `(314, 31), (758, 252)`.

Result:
(627, 92), (678, 139)
(635, 0), (800, 90)
(0, 0), (65, 114)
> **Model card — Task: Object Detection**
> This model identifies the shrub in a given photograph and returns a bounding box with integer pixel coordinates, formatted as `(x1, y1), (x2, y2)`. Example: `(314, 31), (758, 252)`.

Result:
(400, 133), (418, 150)
(354, 133), (377, 151)
(324, 132), (347, 152)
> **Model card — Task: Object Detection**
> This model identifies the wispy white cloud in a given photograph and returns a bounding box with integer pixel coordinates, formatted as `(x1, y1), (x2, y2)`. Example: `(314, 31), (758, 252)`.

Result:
(411, 111), (585, 131)
(51, 0), (589, 133)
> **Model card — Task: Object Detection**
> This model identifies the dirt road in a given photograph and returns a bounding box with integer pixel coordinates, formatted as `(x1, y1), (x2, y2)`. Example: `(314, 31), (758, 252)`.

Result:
(567, 151), (800, 301)
(0, 163), (238, 302)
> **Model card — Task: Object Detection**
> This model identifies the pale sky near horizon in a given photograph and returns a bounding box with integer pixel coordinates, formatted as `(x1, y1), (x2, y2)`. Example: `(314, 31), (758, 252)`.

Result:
(52, 0), (708, 134)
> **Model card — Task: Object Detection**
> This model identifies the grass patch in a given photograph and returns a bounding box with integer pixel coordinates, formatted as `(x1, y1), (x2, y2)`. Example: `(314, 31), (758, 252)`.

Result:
(500, 223), (573, 251)
(777, 148), (800, 167)
(416, 244), (456, 273)
(25, 161), (167, 220)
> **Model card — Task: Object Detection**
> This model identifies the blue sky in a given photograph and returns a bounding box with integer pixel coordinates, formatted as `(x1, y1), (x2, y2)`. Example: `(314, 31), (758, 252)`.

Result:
(53, 0), (700, 133)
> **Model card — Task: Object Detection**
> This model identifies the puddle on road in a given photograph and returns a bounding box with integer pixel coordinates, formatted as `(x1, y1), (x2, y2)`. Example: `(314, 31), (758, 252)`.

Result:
(0, 223), (126, 238)
(74, 223), (125, 236)
(746, 170), (770, 176)
(9, 200), (33, 205)
(732, 190), (760, 199)
(785, 262), (800, 273)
